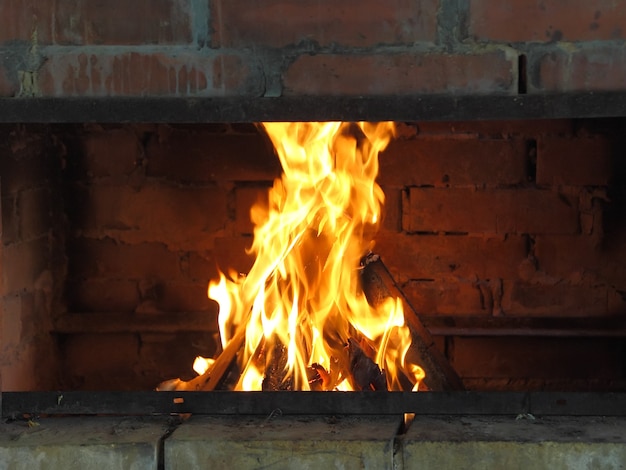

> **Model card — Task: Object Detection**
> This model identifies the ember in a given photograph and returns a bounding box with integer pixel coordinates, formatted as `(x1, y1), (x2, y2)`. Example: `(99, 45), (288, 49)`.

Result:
(160, 122), (426, 392)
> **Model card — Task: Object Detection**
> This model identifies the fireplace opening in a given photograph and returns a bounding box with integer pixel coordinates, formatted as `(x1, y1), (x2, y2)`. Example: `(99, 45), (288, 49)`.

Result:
(1, 118), (626, 392)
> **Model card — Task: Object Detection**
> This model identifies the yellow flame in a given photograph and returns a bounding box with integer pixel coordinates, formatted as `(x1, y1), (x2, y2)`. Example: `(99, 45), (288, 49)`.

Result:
(205, 122), (424, 391)
(192, 356), (214, 376)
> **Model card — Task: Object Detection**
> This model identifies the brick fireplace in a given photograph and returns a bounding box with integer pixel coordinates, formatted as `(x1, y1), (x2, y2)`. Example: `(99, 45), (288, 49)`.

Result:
(2, 2), (626, 468)
(2, 0), (626, 394)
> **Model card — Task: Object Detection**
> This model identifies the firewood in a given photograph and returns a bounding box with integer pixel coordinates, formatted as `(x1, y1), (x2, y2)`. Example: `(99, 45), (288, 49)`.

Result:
(346, 338), (387, 391)
(262, 338), (293, 391)
(158, 325), (246, 392)
(308, 359), (340, 391)
(199, 326), (247, 391)
(360, 253), (464, 391)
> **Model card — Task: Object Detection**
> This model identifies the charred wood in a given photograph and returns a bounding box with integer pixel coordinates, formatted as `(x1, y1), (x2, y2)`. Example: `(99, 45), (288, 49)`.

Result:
(262, 339), (293, 391)
(360, 253), (464, 391)
(347, 338), (387, 391)
(157, 326), (246, 392)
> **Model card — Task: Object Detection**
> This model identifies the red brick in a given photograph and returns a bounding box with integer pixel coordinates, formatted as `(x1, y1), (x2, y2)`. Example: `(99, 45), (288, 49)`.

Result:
(211, 0), (438, 48)
(68, 238), (182, 280)
(502, 280), (608, 317)
(159, 282), (213, 312)
(380, 186), (402, 232)
(0, 130), (59, 194)
(1, 295), (23, 350)
(535, 234), (626, 283)
(283, 51), (517, 95)
(375, 233), (526, 282)
(468, 0), (626, 42)
(146, 127), (280, 182)
(66, 128), (141, 179)
(533, 46), (626, 92)
(0, 293), (59, 389)
(66, 279), (140, 312)
(38, 52), (261, 97)
(235, 186), (270, 234)
(0, 0), (191, 44)
(405, 188), (579, 234)
(138, 332), (219, 385)
(72, 183), (228, 252)
(63, 330), (213, 389)
(214, 236), (255, 275)
(452, 337), (621, 379)
(609, 288), (626, 315)
(537, 136), (611, 186)
(0, 65), (17, 97)
(0, 294), (41, 349)
(380, 138), (528, 187)
(1, 193), (18, 244)
(62, 333), (141, 389)
(2, 237), (50, 294)
(402, 279), (486, 315)
(18, 187), (52, 239)
(188, 252), (220, 282)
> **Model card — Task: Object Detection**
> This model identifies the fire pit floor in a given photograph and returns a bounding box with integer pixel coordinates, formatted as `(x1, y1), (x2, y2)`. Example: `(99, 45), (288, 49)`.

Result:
(2, 414), (626, 469)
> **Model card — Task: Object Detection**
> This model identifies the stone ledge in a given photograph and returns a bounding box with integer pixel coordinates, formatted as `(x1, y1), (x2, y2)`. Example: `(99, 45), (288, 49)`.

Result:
(0, 416), (171, 470)
(2, 414), (626, 469)
(402, 415), (626, 470)
(164, 414), (402, 469)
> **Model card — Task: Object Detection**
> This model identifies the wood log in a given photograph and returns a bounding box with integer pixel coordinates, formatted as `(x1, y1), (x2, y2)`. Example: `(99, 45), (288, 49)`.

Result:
(346, 338), (387, 391)
(157, 326), (246, 392)
(262, 338), (293, 391)
(360, 253), (465, 391)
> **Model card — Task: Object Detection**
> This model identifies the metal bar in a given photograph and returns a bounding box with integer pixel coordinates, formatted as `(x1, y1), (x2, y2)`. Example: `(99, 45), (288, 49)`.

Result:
(3, 391), (626, 418)
(1, 93), (626, 123)
(530, 392), (626, 416)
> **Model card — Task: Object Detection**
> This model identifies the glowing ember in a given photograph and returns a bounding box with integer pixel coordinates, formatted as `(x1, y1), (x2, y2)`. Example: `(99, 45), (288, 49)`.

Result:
(165, 122), (424, 392)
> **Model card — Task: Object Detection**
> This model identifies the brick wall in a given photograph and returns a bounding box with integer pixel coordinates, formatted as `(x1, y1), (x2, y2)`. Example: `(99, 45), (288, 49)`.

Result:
(1, 120), (625, 390)
(378, 120), (626, 319)
(1, 0), (625, 98)
(377, 119), (626, 390)
(58, 123), (279, 389)
(0, 125), (65, 390)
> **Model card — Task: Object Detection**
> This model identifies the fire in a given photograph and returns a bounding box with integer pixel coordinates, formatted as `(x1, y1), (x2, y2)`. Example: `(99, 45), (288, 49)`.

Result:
(164, 122), (424, 392)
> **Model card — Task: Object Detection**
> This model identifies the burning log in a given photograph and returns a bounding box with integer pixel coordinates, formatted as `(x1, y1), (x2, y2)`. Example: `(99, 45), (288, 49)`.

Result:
(346, 338), (387, 391)
(160, 122), (454, 393)
(262, 339), (293, 391)
(158, 326), (246, 392)
(360, 253), (465, 391)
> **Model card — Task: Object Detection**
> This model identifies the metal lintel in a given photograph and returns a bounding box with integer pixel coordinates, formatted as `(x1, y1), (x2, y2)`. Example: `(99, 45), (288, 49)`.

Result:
(1, 93), (626, 123)
(3, 391), (626, 418)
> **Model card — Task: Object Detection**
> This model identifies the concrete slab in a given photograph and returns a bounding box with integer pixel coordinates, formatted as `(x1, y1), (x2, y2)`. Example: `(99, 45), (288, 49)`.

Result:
(401, 415), (626, 470)
(0, 416), (170, 470)
(165, 414), (402, 470)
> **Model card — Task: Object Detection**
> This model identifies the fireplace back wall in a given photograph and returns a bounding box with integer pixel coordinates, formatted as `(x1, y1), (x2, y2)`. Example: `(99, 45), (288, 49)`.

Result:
(1, 119), (625, 391)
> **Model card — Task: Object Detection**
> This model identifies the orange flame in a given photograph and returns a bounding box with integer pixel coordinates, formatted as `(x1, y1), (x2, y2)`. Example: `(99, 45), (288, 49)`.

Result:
(202, 122), (423, 391)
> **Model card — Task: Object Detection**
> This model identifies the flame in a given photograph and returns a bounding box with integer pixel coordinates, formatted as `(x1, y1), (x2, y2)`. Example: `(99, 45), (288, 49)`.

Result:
(199, 122), (424, 391)
(192, 356), (214, 376)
